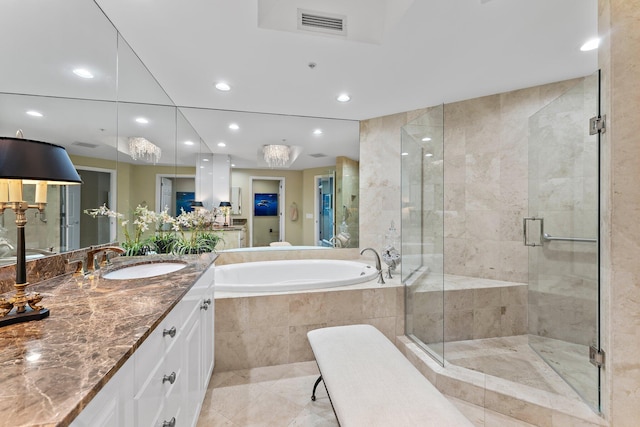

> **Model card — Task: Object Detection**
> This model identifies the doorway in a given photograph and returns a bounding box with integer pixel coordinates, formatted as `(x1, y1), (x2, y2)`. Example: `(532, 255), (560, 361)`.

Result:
(155, 174), (196, 216)
(250, 177), (284, 247)
(63, 167), (116, 251)
(314, 174), (335, 247)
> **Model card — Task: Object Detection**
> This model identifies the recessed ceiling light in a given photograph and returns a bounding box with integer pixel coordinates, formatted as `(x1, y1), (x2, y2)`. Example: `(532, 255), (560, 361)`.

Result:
(184, 140), (195, 146)
(425, 153), (434, 157)
(202, 158), (210, 162)
(337, 93), (351, 103)
(422, 137), (432, 142)
(228, 123), (239, 130)
(215, 82), (231, 91)
(231, 163), (236, 167)
(580, 37), (600, 51)
(26, 110), (43, 117)
(401, 152), (409, 156)
(313, 129), (323, 135)
(73, 68), (94, 79)
(135, 117), (149, 124)
(217, 142), (226, 147)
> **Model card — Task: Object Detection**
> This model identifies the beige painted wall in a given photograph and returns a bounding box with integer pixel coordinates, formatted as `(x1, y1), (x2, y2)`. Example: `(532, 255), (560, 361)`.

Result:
(231, 169), (304, 246)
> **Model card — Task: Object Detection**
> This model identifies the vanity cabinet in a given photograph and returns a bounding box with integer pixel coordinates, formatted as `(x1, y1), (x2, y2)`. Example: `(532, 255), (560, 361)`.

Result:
(218, 227), (246, 249)
(71, 265), (215, 427)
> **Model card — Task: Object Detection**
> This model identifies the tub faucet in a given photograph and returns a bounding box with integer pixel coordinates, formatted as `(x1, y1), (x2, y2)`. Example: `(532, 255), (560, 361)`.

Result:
(360, 247), (385, 284)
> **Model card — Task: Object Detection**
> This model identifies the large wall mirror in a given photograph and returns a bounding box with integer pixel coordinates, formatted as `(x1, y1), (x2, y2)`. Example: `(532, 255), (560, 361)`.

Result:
(0, 0), (360, 265)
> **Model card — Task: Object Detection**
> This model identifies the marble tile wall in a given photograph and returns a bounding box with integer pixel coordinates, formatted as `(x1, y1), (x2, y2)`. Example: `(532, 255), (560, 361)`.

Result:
(0, 244), (115, 293)
(598, 0), (640, 423)
(407, 283), (527, 345)
(336, 156), (360, 247)
(360, 79), (582, 284)
(214, 285), (404, 371)
(214, 248), (405, 371)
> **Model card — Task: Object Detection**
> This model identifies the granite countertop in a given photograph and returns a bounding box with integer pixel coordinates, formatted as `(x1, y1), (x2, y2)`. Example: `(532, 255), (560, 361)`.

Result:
(0, 253), (217, 427)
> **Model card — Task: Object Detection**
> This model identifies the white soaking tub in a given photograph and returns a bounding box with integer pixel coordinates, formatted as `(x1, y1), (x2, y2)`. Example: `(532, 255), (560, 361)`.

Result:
(215, 259), (378, 292)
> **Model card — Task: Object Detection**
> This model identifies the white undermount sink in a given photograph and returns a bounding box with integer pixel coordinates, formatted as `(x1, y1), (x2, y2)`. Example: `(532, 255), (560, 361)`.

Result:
(102, 262), (187, 280)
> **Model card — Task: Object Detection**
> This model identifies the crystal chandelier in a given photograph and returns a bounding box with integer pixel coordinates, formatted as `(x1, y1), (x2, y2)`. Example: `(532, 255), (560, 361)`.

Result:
(263, 144), (290, 168)
(129, 137), (161, 164)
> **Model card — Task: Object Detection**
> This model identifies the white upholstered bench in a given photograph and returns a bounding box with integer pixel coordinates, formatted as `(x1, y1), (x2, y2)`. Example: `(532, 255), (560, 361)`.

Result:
(307, 325), (473, 427)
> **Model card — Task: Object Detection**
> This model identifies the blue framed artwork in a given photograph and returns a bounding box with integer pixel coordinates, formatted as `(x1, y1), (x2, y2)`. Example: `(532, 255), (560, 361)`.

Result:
(254, 193), (278, 216)
(176, 191), (195, 214)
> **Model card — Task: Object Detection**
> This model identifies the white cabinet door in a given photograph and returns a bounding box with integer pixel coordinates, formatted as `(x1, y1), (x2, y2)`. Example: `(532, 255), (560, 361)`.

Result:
(71, 361), (134, 427)
(183, 300), (204, 427)
(202, 285), (215, 387)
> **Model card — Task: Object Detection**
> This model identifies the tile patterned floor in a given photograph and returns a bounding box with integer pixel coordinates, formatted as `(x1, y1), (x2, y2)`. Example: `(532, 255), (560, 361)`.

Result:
(445, 335), (588, 402)
(197, 361), (536, 427)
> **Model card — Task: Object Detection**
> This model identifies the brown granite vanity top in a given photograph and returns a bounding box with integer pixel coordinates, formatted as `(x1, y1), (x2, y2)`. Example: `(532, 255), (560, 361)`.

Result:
(0, 253), (217, 427)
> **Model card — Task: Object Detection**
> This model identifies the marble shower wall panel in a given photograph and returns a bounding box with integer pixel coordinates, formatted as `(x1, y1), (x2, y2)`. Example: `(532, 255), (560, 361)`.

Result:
(336, 156), (360, 247)
(359, 114), (407, 252)
(359, 78), (583, 283)
(401, 127), (425, 278)
(441, 79), (582, 283)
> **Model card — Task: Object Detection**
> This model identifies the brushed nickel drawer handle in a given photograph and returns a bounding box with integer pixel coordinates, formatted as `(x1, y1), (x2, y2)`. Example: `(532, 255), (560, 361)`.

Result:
(162, 326), (176, 338)
(162, 417), (176, 427)
(162, 372), (176, 384)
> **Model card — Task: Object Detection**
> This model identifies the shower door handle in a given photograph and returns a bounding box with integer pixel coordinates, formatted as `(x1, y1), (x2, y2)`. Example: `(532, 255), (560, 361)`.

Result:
(523, 217), (543, 247)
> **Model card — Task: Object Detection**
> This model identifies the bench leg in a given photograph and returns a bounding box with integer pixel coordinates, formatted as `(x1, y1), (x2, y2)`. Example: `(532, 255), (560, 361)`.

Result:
(311, 375), (323, 401)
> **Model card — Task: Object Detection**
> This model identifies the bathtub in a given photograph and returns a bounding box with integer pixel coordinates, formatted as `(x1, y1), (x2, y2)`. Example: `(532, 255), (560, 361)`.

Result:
(215, 259), (378, 292)
(221, 245), (331, 253)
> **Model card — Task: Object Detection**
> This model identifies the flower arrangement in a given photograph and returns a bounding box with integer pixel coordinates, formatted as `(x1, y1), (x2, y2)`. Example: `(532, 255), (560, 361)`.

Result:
(84, 204), (221, 256)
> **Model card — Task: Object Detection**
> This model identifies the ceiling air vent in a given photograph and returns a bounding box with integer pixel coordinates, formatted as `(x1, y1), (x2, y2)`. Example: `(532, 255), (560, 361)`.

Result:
(72, 141), (99, 149)
(298, 9), (346, 36)
(309, 153), (328, 158)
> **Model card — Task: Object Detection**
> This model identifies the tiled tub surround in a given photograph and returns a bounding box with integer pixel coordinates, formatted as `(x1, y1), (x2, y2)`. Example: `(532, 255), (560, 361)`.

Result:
(214, 249), (404, 371)
(0, 252), (216, 426)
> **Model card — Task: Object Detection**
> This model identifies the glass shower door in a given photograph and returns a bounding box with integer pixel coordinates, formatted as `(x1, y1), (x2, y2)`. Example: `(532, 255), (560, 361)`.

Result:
(526, 71), (600, 410)
(402, 105), (445, 364)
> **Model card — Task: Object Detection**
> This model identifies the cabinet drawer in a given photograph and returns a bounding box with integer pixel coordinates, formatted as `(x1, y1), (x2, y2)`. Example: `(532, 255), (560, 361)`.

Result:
(134, 298), (196, 387)
(134, 321), (185, 427)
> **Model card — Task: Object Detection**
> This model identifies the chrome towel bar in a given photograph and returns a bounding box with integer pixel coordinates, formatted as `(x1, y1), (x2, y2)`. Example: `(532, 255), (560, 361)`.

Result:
(542, 233), (597, 243)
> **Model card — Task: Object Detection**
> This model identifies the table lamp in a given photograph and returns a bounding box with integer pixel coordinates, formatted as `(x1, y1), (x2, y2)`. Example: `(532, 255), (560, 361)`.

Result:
(0, 134), (82, 327)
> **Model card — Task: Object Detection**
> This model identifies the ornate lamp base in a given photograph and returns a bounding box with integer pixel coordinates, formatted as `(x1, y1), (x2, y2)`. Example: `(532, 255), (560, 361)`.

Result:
(0, 282), (50, 328)
(0, 306), (50, 327)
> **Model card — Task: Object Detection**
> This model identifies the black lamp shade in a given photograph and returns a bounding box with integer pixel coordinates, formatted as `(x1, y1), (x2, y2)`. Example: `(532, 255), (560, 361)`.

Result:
(190, 201), (204, 208)
(219, 201), (232, 208)
(0, 137), (82, 183)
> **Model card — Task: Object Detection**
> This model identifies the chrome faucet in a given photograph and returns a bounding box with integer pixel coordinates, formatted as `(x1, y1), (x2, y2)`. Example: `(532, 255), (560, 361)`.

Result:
(360, 247), (385, 284)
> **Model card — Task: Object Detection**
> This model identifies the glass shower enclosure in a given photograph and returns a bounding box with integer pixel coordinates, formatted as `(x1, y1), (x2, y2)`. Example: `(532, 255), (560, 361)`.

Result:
(402, 72), (601, 411)
(526, 71), (601, 410)
(402, 105), (445, 363)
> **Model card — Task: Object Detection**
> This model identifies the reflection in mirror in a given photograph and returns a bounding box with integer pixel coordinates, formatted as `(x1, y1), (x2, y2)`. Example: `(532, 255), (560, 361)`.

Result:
(0, 0), (119, 101)
(231, 187), (241, 215)
(0, 0), (363, 259)
(0, 94), (119, 265)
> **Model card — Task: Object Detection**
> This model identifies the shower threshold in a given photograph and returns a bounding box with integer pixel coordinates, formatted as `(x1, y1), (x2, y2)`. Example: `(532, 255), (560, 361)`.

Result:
(397, 335), (606, 426)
